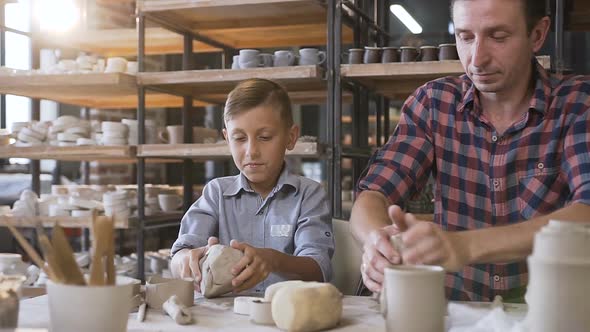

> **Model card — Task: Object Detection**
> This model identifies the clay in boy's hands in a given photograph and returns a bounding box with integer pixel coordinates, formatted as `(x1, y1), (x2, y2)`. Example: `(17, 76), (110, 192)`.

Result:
(230, 239), (277, 293)
(174, 236), (219, 292)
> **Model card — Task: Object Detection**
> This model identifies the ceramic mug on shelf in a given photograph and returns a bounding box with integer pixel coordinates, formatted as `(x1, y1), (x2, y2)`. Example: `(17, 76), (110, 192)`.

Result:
(273, 50), (296, 67)
(238, 49), (262, 69)
(259, 53), (274, 67)
(298, 48), (326, 66)
(231, 55), (240, 69)
(0, 254), (28, 276)
(158, 194), (183, 212)
(104, 57), (127, 73)
(158, 125), (184, 144)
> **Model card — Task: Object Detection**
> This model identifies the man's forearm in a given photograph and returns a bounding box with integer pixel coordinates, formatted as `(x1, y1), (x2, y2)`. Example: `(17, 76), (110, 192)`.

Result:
(462, 202), (590, 264)
(350, 190), (392, 245)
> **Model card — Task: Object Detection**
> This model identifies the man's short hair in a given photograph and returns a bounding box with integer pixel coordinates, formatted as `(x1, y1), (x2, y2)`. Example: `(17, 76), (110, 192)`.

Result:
(224, 78), (293, 128)
(450, 0), (547, 34)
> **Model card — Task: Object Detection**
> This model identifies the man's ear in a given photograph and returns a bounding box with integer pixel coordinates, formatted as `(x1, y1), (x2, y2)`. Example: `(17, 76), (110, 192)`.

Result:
(531, 16), (551, 53)
(286, 125), (299, 150)
(222, 128), (228, 142)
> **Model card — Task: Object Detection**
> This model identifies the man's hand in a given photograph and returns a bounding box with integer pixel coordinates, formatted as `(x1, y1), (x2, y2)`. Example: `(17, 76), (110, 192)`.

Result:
(230, 239), (276, 293)
(392, 205), (469, 272)
(170, 236), (219, 292)
(360, 205), (408, 292)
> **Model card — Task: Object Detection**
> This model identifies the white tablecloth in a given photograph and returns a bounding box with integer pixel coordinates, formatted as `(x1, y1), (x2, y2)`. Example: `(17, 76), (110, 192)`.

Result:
(17, 295), (527, 332)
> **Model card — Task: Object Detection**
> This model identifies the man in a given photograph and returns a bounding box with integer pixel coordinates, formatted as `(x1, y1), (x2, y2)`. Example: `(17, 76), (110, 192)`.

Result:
(351, 0), (590, 302)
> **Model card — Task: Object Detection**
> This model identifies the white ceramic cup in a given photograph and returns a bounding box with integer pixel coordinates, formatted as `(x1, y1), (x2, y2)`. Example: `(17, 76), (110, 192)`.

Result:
(126, 61), (138, 74)
(104, 57), (127, 73)
(273, 50), (296, 67)
(231, 55), (240, 69)
(158, 125), (184, 144)
(0, 253), (27, 275)
(525, 256), (590, 332)
(238, 49), (262, 69)
(532, 225), (590, 261)
(158, 194), (182, 212)
(47, 277), (134, 332)
(298, 48), (326, 65)
(382, 265), (445, 332)
(259, 53), (274, 67)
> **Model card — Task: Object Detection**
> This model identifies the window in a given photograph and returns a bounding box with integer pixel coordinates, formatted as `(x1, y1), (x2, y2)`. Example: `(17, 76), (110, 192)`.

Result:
(2, 0), (32, 164)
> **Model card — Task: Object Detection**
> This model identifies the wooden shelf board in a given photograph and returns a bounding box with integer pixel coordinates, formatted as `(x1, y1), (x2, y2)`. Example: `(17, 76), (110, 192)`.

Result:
(0, 212), (184, 229)
(137, 142), (320, 159)
(138, 0), (352, 47)
(0, 73), (211, 108)
(342, 56), (551, 99)
(138, 0), (328, 30)
(138, 65), (326, 101)
(38, 28), (221, 57)
(0, 145), (136, 161)
(0, 215), (129, 229)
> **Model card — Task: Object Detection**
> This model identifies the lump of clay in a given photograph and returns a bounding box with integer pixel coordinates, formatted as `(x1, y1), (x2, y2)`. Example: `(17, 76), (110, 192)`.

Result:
(199, 244), (243, 298)
(264, 280), (305, 301)
(266, 281), (342, 332)
(163, 295), (193, 325)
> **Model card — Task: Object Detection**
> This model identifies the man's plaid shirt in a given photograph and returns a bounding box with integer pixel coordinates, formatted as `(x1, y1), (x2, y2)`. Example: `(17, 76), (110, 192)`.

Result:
(357, 59), (590, 301)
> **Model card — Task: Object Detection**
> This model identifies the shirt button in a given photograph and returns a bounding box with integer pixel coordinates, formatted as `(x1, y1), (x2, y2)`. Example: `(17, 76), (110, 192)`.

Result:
(537, 162), (544, 169)
(491, 135), (498, 142)
(493, 275), (501, 282)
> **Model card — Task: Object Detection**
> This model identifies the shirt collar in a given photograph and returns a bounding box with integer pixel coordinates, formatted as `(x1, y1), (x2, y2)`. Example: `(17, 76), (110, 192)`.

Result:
(457, 57), (550, 116)
(222, 164), (300, 197)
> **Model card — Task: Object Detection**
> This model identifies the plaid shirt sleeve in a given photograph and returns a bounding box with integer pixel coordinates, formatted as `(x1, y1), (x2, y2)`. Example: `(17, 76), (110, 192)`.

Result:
(563, 83), (590, 206)
(357, 83), (435, 204)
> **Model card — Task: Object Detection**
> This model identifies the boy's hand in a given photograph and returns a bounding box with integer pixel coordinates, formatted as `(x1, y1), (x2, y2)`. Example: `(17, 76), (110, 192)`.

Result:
(171, 236), (219, 293)
(230, 239), (276, 293)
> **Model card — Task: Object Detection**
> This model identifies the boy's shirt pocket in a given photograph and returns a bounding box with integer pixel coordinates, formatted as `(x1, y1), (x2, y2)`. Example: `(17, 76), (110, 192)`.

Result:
(266, 217), (296, 254)
(270, 224), (292, 237)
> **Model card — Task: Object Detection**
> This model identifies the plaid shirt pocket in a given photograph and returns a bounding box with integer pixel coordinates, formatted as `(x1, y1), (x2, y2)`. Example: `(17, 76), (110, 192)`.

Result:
(518, 165), (566, 219)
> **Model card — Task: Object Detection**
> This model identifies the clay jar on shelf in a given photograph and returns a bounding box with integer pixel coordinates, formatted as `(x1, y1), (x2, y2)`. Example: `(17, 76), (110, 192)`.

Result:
(439, 43), (459, 60)
(363, 46), (382, 64)
(381, 47), (399, 63)
(400, 46), (419, 62)
(347, 48), (364, 64)
(420, 46), (438, 61)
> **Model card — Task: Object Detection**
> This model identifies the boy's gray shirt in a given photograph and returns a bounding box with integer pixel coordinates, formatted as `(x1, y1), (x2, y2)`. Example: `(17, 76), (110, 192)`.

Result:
(171, 167), (334, 292)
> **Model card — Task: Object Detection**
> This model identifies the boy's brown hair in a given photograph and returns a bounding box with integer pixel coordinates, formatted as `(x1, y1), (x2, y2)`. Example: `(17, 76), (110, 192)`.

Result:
(224, 78), (293, 128)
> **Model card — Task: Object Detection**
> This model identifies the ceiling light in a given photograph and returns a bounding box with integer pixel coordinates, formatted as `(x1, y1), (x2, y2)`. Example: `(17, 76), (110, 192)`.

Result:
(390, 4), (423, 34)
(36, 0), (80, 32)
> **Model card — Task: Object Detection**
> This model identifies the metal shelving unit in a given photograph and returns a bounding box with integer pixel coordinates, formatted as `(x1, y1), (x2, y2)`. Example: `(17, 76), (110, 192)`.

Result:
(135, 0), (353, 280)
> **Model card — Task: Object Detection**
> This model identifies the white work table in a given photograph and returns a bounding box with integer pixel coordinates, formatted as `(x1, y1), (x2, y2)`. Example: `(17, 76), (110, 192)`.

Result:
(17, 294), (527, 331)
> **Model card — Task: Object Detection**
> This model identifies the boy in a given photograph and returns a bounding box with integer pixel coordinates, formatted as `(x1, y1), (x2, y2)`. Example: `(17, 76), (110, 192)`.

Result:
(170, 78), (334, 294)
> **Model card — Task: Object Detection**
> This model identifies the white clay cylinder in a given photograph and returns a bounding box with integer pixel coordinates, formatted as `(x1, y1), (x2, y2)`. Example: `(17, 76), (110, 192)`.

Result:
(249, 300), (274, 325)
(233, 296), (259, 315)
(269, 282), (342, 332)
